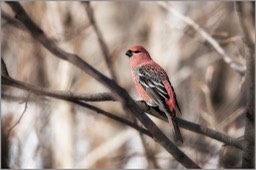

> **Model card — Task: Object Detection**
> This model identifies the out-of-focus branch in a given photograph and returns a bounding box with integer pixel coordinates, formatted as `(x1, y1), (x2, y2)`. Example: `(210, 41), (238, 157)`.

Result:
(218, 107), (246, 130)
(3, 4), (200, 166)
(82, 2), (117, 81)
(200, 82), (216, 129)
(2, 9), (91, 43)
(158, 2), (246, 76)
(139, 133), (160, 168)
(234, 2), (255, 50)
(1, 10), (26, 31)
(1, 58), (10, 77)
(235, 2), (255, 168)
(7, 91), (31, 133)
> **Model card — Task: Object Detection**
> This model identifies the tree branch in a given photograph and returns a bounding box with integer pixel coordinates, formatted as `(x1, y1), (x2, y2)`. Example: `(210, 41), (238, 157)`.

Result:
(5, 2), (200, 167)
(1, 58), (10, 77)
(1, 10), (26, 31)
(7, 91), (31, 134)
(235, 2), (255, 168)
(136, 101), (244, 150)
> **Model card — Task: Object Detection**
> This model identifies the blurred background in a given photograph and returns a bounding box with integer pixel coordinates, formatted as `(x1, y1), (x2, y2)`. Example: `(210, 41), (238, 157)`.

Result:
(1, 1), (253, 169)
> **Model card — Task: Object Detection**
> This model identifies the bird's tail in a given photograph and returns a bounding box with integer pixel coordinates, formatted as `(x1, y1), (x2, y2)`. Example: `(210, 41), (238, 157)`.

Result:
(166, 113), (183, 143)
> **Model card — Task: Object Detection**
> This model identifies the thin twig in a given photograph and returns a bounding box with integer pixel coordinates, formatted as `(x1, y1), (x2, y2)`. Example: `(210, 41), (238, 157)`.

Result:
(158, 2), (246, 75)
(139, 132), (160, 168)
(7, 91), (31, 134)
(218, 35), (242, 45)
(131, 110), (160, 168)
(217, 107), (246, 129)
(1, 58), (10, 77)
(200, 82), (216, 129)
(82, 2), (117, 81)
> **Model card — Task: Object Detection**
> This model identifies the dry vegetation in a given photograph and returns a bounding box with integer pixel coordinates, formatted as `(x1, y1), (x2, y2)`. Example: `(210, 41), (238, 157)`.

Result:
(1, 1), (255, 169)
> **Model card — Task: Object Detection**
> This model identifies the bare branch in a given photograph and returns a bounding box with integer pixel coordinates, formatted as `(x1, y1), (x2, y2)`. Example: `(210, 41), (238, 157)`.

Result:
(158, 2), (246, 75)
(234, 2), (255, 50)
(139, 133), (160, 168)
(1, 10), (26, 31)
(66, 91), (115, 101)
(1, 58), (10, 77)
(7, 91), (31, 134)
(234, 2), (255, 168)
(136, 101), (244, 150)
(82, 1), (117, 81)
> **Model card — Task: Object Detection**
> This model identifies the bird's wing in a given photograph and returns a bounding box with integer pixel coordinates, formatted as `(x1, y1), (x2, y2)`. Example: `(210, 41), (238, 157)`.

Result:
(136, 64), (169, 107)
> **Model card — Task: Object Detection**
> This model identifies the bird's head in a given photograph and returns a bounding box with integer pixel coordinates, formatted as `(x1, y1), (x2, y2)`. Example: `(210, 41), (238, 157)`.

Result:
(125, 45), (151, 60)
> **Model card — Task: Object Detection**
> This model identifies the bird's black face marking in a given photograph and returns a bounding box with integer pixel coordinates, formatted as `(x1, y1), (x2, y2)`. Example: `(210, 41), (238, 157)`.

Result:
(125, 50), (133, 57)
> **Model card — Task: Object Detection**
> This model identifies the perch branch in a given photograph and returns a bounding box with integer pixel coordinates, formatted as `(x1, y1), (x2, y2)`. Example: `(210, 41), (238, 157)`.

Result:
(136, 101), (244, 150)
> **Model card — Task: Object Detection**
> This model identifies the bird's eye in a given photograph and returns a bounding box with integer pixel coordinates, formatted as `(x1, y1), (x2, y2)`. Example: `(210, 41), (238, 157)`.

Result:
(133, 50), (140, 53)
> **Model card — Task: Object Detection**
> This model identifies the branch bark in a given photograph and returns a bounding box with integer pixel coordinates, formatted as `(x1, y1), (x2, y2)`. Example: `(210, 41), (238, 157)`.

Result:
(5, 2), (200, 168)
(235, 2), (255, 168)
(136, 101), (244, 150)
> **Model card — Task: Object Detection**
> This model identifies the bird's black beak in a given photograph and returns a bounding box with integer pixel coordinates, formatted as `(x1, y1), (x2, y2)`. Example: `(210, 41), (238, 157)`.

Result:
(125, 50), (133, 57)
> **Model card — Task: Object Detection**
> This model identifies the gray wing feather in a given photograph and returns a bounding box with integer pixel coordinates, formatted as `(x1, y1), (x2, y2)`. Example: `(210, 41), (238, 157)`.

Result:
(136, 65), (169, 104)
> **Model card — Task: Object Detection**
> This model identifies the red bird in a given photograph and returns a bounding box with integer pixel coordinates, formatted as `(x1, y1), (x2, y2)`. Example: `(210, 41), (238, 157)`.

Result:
(126, 45), (183, 143)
